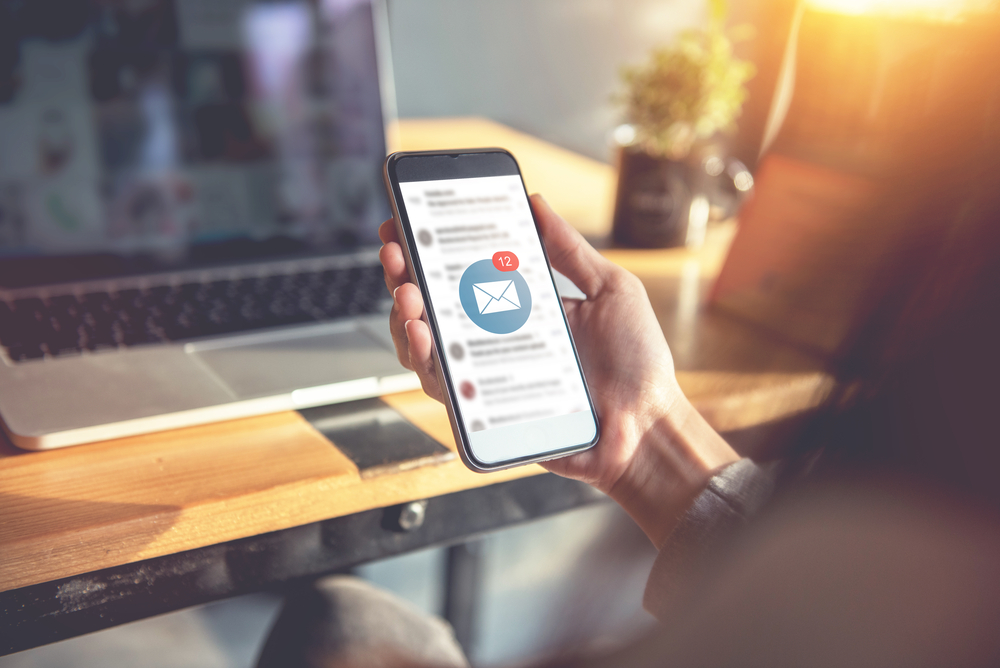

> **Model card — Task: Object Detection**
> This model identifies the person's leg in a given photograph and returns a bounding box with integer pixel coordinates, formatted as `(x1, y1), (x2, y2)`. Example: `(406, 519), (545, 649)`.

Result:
(256, 575), (468, 668)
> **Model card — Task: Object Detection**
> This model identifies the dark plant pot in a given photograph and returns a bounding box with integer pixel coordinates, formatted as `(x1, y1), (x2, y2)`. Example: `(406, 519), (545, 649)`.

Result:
(611, 147), (701, 249)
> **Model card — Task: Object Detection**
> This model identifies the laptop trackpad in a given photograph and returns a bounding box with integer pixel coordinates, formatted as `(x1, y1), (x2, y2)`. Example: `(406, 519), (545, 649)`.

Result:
(190, 324), (405, 399)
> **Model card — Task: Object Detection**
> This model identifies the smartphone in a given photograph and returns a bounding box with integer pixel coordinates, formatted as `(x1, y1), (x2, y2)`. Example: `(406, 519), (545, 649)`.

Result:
(383, 148), (599, 472)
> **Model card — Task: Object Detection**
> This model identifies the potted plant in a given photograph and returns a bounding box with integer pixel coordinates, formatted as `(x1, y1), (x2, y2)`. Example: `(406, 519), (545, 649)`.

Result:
(612, 0), (755, 248)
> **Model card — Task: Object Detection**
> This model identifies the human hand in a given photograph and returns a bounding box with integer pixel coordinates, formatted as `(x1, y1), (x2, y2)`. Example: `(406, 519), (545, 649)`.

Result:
(379, 195), (737, 544)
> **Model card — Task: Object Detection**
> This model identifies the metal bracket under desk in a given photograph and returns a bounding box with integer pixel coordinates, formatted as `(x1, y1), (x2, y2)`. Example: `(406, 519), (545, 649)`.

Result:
(0, 474), (606, 657)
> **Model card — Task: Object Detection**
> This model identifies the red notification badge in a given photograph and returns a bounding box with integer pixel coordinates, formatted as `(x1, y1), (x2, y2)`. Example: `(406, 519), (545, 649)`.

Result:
(492, 251), (519, 272)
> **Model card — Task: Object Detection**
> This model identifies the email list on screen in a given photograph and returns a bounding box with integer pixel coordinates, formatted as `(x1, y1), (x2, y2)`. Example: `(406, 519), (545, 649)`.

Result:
(399, 175), (591, 441)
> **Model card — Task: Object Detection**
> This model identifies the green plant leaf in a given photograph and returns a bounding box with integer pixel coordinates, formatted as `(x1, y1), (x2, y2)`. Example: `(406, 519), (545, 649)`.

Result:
(618, 12), (755, 159)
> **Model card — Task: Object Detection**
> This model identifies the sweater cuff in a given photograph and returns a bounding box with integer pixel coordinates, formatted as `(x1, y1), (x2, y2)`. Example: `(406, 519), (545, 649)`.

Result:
(642, 458), (779, 621)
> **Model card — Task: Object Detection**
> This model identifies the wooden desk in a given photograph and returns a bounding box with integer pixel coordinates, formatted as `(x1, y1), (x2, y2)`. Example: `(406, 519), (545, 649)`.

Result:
(0, 118), (831, 653)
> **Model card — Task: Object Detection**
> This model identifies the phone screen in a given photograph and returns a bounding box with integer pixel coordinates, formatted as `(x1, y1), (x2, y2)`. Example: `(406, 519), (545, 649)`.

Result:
(396, 168), (597, 466)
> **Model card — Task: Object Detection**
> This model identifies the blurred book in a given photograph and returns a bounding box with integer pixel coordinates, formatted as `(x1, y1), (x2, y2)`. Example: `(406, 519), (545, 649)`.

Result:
(710, 154), (893, 357)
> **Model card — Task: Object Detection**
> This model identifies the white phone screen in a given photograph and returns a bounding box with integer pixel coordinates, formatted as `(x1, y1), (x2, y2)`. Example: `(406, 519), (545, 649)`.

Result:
(399, 175), (596, 464)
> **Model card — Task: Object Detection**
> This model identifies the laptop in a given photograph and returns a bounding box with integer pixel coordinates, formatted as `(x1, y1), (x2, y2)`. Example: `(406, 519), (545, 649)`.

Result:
(0, 0), (421, 450)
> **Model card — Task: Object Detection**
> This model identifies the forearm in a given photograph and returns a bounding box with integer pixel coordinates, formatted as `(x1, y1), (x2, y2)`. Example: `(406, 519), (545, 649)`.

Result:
(608, 396), (740, 550)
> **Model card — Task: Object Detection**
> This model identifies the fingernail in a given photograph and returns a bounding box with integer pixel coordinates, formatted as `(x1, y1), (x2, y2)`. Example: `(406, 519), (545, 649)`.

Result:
(393, 285), (401, 299)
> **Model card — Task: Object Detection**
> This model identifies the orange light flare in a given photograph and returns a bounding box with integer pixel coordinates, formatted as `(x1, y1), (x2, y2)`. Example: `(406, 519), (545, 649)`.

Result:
(805, 0), (996, 21)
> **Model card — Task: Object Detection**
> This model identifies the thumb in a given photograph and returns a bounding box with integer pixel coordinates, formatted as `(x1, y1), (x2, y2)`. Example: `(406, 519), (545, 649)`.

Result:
(530, 194), (609, 298)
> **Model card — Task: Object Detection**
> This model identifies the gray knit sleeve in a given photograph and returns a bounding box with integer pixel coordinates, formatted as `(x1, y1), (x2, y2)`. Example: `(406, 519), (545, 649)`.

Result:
(643, 458), (779, 620)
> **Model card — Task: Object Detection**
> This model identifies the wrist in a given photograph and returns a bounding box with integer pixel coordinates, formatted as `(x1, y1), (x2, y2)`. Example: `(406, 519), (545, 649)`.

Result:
(608, 393), (740, 550)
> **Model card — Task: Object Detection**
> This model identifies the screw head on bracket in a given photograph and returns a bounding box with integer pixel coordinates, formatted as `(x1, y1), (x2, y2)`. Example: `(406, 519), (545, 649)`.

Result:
(397, 500), (428, 531)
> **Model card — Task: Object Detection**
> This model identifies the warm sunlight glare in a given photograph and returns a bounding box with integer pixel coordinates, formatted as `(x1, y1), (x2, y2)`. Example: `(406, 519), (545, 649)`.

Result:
(805, 0), (995, 21)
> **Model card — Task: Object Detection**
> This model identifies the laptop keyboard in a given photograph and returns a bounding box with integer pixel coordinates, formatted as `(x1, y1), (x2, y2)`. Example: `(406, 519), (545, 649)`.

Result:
(0, 265), (387, 362)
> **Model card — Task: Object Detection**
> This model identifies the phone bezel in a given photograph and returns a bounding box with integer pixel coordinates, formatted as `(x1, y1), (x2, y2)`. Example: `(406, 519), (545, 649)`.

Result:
(383, 148), (600, 472)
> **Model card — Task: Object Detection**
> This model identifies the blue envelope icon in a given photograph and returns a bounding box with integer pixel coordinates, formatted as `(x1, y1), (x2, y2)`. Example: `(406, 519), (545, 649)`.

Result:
(473, 280), (521, 315)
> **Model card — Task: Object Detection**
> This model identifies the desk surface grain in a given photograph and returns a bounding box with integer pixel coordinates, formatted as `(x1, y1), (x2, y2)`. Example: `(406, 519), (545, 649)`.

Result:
(0, 118), (830, 592)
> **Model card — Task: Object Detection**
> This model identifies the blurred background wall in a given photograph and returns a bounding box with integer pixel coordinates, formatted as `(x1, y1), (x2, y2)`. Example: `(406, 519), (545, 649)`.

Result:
(386, 0), (794, 168)
(387, 0), (708, 162)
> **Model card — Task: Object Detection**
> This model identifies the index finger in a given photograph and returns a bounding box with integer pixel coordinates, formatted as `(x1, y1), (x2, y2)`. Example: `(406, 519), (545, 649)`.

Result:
(531, 194), (609, 297)
(379, 218), (399, 244)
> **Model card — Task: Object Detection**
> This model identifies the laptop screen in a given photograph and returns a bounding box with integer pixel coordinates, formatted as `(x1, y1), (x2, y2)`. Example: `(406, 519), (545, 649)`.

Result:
(0, 0), (392, 288)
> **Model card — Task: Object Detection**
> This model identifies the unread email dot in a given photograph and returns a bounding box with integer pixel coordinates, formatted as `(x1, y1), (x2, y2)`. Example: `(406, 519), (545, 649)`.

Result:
(460, 381), (476, 400)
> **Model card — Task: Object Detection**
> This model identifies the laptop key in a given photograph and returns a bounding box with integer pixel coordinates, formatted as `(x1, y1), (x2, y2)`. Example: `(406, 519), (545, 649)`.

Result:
(0, 302), (18, 346)
(80, 310), (115, 350)
(49, 295), (82, 322)
(47, 342), (83, 357)
(12, 299), (51, 350)
(204, 298), (239, 335)
(45, 324), (80, 355)
(46, 296), (85, 352)
(112, 289), (142, 310)
(143, 321), (168, 343)
(235, 293), (264, 322)
(83, 293), (116, 322)
(6, 343), (45, 361)
(147, 285), (173, 302)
